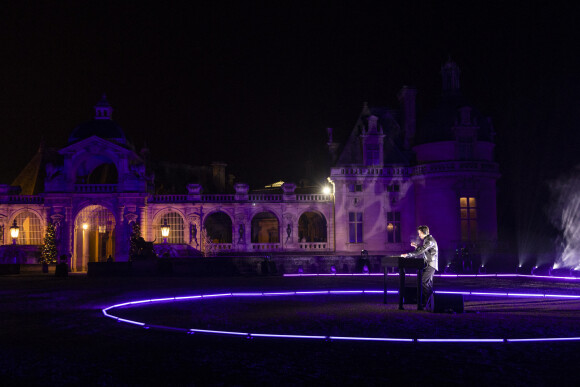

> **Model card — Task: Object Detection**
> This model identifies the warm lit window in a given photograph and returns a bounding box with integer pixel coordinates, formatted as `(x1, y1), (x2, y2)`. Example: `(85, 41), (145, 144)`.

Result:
(386, 212), (401, 243)
(348, 212), (363, 243)
(155, 212), (185, 244)
(460, 197), (477, 241)
(13, 211), (43, 245)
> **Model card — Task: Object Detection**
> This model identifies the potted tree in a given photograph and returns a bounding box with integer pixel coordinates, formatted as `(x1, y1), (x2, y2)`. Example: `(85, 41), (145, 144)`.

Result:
(40, 222), (57, 273)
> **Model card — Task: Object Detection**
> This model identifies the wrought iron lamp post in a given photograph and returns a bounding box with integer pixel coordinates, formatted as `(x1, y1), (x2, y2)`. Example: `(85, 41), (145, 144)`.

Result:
(161, 219), (170, 244)
(10, 220), (19, 245)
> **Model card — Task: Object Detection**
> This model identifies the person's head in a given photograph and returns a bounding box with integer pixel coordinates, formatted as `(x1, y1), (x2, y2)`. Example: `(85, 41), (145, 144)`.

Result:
(417, 225), (429, 239)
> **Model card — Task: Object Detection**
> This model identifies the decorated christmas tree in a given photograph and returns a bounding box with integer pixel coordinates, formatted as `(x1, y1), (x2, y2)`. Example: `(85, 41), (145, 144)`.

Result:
(40, 222), (57, 264)
(129, 222), (141, 259)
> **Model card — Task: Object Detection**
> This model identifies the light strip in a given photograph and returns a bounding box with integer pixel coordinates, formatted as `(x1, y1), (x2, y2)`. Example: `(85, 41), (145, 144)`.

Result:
(190, 328), (248, 336)
(251, 333), (327, 339)
(329, 336), (413, 342)
(282, 273), (580, 281)
(417, 338), (504, 343)
(102, 288), (580, 343)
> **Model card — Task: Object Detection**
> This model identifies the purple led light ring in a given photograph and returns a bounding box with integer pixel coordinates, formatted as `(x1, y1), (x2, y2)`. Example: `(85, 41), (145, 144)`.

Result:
(283, 273), (580, 281)
(102, 290), (580, 343)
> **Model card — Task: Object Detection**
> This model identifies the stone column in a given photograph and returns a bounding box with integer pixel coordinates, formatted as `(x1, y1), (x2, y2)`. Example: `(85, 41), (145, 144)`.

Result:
(115, 206), (127, 261)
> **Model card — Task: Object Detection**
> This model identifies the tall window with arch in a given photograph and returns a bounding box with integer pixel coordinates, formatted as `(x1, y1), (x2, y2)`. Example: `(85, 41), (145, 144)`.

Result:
(13, 211), (43, 245)
(155, 212), (185, 244)
(386, 211), (401, 243)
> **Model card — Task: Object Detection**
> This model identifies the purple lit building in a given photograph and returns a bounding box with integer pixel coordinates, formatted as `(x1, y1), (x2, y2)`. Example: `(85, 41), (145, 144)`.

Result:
(0, 60), (499, 271)
(329, 59), (499, 263)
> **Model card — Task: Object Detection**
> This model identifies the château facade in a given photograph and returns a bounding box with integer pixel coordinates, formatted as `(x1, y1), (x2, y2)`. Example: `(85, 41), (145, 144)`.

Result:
(0, 60), (499, 271)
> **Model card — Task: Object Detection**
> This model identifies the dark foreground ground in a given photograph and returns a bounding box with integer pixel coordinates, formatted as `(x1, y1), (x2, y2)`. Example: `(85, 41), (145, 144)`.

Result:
(1, 273), (580, 387)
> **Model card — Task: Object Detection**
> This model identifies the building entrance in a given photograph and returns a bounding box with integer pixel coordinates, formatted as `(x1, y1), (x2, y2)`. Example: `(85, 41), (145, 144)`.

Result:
(73, 205), (116, 271)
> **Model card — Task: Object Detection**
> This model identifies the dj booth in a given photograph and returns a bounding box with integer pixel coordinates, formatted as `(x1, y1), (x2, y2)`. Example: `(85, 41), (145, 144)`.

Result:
(381, 256), (426, 310)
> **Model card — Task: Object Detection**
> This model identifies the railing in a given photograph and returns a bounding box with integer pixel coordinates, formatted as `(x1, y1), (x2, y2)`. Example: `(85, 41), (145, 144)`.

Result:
(149, 195), (188, 203)
(74, 184), (117, 193)
(331, 167), (410, 177)
(1, 195), (44, 204)
(412, 161), (499, 176)
(296, 194), (331, 201)
(213, 243), (233, 250)
(148, 193), (331, 203)
(249, 194), (282, 201)
(251, 243), (281, 250)
(299, 242), (328, 250)
(331, 162), (500, 179)
(201, 195), (235, 202)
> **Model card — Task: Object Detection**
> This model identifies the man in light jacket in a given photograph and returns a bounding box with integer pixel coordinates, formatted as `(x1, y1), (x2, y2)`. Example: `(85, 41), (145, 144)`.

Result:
(403, 225), (438, 306)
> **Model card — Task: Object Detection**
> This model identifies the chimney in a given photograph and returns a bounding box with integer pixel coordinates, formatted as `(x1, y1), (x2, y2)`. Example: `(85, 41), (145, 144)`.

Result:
(211, 162), (227, 192)
(398, 86), (417, 149)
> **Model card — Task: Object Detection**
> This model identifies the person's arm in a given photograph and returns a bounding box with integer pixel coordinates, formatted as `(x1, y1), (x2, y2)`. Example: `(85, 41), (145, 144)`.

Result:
(406, 237), (435, 258)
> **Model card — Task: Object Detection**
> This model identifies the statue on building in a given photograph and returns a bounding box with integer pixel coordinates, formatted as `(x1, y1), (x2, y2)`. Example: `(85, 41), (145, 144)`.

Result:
(190, 223), (198, 248)
(238, 224), (245, 244)
(286, 223), (292, 243)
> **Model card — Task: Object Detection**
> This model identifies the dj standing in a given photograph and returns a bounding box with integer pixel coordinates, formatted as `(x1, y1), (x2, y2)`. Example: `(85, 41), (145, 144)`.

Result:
(402, 225), (438, 306)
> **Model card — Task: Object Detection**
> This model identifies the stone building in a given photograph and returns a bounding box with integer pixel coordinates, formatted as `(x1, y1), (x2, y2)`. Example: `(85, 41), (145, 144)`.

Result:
(329, 59), (500, 264)
(0, 60), (499, 271)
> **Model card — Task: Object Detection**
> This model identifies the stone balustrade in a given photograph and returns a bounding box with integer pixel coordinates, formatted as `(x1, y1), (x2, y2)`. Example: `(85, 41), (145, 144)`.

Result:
(1, 195), (44, 204)
(74, 184), (118, 193)
(251, 243), (281, 250)
(331, 161), (499, 179)
(299, 242), (328, 250)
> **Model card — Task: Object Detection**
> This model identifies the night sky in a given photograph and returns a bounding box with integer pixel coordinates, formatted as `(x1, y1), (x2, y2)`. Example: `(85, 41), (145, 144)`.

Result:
(2, 1), (580, 255)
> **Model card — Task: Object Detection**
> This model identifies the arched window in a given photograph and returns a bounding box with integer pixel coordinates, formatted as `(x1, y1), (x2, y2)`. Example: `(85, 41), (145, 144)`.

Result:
(251, 212), (279, 243)
(204, 212), (232, 243)
(13, 211), (43, 245)
(298, 212), (327, 242)
(88, 163), (118, 184)
(155, 211), (185, 244)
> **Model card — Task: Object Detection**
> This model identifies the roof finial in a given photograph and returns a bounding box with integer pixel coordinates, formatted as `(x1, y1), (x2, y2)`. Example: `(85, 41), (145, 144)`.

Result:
(361, 101), (371, 116)
(441, 57), (460, 95)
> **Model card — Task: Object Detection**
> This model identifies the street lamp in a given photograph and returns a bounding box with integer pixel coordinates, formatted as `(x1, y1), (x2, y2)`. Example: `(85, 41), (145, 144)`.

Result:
(10, 220), (19, 244)
(161, 219), (170, 244)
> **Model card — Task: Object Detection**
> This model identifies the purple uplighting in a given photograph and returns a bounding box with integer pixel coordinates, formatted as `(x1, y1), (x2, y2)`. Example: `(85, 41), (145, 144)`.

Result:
(102, 289), (580, 343)
(283, 273), (580, 281)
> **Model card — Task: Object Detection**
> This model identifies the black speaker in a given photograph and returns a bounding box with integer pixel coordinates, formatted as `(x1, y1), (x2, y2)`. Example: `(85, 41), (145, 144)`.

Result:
(426, 293), (464, 313)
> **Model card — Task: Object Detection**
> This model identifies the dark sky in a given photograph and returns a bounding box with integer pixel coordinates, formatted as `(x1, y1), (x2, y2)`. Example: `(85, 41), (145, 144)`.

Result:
(2, 1), (580, 252)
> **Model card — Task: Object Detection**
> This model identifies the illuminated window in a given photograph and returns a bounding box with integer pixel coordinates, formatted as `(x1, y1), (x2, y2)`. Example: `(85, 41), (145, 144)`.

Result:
(386, 212), (401, 243)
(13, 211), (43, 245)
(460, 197), (477, 241)
(348, 212), (363, 243)
(155, 212), (185, 244)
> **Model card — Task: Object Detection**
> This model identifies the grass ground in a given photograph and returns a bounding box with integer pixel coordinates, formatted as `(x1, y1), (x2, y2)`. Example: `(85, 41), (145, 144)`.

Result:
(1, 273), (579, 386)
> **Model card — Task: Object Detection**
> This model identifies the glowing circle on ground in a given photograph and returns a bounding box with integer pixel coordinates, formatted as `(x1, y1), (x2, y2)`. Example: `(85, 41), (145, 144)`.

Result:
(102, 289), (580, 343)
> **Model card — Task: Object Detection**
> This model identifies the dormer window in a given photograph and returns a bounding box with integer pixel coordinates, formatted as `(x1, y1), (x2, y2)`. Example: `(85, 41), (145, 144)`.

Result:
(364, 144), (380, 165)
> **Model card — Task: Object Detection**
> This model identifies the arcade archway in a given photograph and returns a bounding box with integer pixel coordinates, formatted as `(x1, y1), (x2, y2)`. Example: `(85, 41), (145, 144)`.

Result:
(298, 211), (327, 243)
(73, 205), (116, 272)
(251, 212), (279, 243)
(204, 212), (233, 243)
